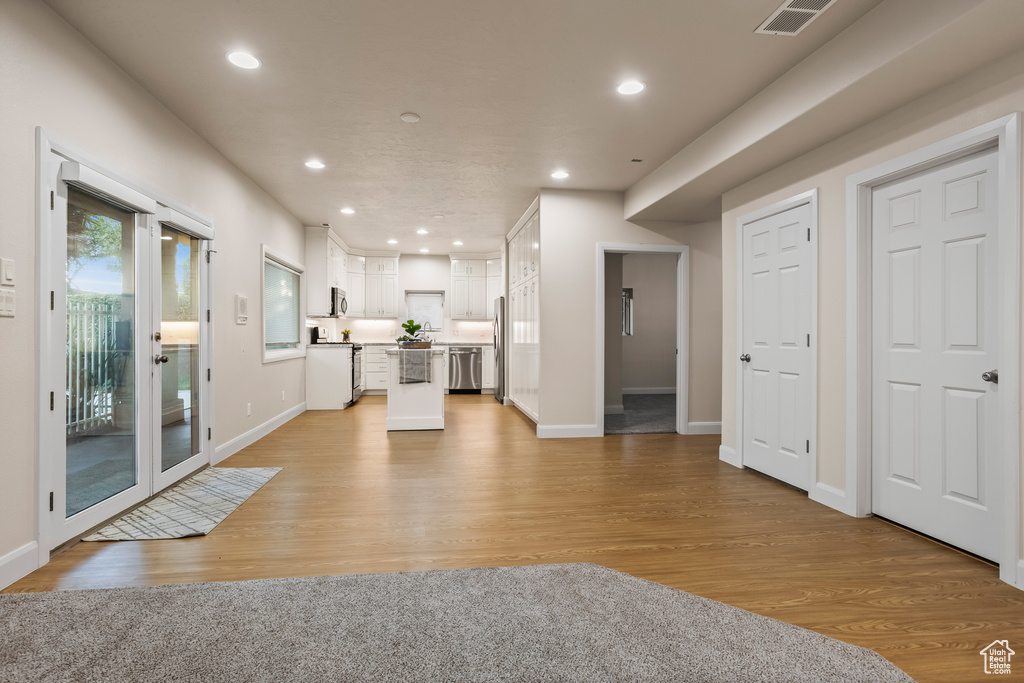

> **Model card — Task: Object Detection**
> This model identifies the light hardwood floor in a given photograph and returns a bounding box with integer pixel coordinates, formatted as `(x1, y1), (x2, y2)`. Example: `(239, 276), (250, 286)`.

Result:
(7, 395), (1023, 682)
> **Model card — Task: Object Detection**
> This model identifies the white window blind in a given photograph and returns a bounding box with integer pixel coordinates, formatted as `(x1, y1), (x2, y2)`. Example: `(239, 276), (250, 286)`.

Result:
(406, 292), (444, 331)
(264, 259), (300, 349)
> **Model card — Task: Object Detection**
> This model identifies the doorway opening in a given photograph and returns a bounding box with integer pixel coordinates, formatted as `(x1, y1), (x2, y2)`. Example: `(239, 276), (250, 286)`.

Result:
(595, 243), (689, 435)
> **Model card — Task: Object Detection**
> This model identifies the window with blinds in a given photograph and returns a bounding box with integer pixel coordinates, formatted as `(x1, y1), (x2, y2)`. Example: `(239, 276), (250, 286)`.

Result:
(262, 245), (305, 362)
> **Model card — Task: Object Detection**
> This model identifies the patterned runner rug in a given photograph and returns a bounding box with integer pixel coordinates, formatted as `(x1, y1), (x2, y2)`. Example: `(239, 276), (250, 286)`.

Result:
(83, 467), (281, 541)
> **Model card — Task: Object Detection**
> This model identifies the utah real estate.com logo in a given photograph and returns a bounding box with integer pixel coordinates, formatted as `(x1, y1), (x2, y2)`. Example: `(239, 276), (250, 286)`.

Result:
(980, 640), (1014, 675)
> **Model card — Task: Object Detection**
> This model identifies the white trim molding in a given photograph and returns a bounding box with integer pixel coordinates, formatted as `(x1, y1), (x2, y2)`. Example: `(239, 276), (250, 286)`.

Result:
(0, 541), (40, 591)
(214, 403), (307, 464)
(622, 387), (676, 395)
(809, 482), (847, 513)
(595, 243), (689, 436)
(687, 422), (722, 435)
(537, 424), (602, 439)
(845, 114), (1021, 589)
(733, 190), (819, 489)
(719, 444), (741, 468)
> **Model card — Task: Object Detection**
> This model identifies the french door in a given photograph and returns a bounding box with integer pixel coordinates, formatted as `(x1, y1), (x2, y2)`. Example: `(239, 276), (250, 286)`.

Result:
(43, 153), (212, 547)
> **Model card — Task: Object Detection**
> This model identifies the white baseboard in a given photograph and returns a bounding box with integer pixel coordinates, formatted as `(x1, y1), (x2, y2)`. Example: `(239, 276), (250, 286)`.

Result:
(387, 417), (444, 430)
(213, 402), (306, 464)
(604, 404), (624, 415)
(809, 482), (851, 515)
(0, 541), (40, 591)
(622, 387), (676, 395)
(687, 421), (722, 434)
(719, 444), (741, 468)
(1010, 560), (1024, 590)
(537, 424), (602, 439)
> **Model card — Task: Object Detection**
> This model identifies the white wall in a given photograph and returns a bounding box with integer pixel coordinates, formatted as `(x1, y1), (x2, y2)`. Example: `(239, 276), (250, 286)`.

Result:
(621, 253), (677, 391)
(537, 190), (682, 431)
(720, 47), (1024, 553)
(0, 0), (305, 578)
(653, 220), (723, 424)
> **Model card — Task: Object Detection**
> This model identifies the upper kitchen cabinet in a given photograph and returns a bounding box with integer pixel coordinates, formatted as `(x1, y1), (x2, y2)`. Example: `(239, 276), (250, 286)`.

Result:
(508, 210), (538, 288)
(305, 226), (348, 316)
(450, 257), (490, 319)
(346, 255), (366, 317)
(364, 256), (399, 318)
(451, 259), (486, 277)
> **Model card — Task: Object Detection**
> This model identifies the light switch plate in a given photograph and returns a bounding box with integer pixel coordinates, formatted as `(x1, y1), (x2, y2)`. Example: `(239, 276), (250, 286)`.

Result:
(1, 258), (13, 285)
(0, 288), (14, 317)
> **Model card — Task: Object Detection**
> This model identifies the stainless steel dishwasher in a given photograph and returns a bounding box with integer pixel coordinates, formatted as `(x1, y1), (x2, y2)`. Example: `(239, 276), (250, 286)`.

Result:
(448, 346), (482, 393)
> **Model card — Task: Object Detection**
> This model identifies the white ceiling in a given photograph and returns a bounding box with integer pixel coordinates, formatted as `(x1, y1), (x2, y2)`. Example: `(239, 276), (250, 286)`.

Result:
(43, 0), (884, 254)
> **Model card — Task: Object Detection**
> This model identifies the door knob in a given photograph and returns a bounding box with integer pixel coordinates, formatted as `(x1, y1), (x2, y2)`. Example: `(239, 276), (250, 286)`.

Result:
(740, 354), (751, 363)
(982, 369), (999, 384)
(155, 355), (169, 365)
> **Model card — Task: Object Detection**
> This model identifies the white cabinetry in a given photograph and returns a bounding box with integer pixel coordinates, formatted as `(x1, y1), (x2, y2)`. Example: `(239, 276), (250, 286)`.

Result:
(507, 207), (540, 422)
(305, 227), (348, 317)
(451, 258), (490, 319)
(306, 346), (353, 409)
(364, 257), (399, 318)
(482, 347), (495, 389)
(364, 345), (389, 392)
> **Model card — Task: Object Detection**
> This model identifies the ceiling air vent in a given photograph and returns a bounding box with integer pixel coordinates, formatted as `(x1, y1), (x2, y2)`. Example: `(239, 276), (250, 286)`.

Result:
(755, 0), (837, 36)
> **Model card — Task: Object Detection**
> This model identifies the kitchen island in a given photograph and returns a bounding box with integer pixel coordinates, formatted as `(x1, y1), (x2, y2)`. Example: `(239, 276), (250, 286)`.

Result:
(384, 347), (446, 430)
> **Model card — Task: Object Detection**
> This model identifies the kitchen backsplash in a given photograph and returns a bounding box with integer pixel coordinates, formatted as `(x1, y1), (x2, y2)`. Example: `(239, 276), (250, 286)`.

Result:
(306, 317), (492, 343)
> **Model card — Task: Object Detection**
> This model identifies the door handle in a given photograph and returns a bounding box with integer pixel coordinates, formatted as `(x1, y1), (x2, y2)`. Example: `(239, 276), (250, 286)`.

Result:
(155, 355), (169, 365)
(982, 369), (999, 384)
(740, 354), (750, 363)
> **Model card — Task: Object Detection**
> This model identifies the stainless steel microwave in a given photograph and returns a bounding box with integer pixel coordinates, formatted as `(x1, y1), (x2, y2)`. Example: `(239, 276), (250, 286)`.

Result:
(330, 287), (348, 317)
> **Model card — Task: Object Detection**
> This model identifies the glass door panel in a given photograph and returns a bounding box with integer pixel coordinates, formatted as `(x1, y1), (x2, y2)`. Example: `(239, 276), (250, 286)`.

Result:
(159, 227), (201, 472)
(65, 188), (138, 517)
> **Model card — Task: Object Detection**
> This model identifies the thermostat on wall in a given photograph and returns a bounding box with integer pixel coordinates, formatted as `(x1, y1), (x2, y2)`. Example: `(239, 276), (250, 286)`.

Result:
(235, 294), (248, 325)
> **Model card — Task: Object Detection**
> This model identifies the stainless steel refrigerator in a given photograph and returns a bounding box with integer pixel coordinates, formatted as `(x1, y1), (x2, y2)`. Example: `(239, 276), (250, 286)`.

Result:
(493, 296), (505, 403)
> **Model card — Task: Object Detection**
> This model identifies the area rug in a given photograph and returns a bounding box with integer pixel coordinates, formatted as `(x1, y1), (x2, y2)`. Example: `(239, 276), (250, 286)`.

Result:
(82, 467), (281, 541)
(0, 563), (914, 682)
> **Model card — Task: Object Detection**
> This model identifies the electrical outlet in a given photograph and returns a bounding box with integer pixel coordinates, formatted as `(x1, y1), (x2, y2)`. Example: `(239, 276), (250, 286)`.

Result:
(389, 328), (395, 336)
(246, 402), (252, 417)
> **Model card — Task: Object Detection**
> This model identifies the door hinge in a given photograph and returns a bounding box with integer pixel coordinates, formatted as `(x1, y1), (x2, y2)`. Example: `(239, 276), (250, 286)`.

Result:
(207, 427), (212, 441)
(49, 391), (54, 411)
(806, 440), (810, 453)
(50, 191), (54, 210)
(207, 368), (211, 381)
(50, 291), (54, 311)
(807, 333), (810, 347)
(49, 491), (54, 512)
(206, 310), (211, 323)
(807, 228), (810, 242)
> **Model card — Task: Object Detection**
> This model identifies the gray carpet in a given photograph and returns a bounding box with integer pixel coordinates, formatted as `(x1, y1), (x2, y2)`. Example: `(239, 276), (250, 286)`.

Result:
(605, 393), (677, 434)
(0, 563), (914, 683)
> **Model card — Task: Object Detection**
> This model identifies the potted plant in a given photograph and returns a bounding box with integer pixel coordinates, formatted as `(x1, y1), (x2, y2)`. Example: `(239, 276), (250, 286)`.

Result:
(341, 329), (351, 342)
(396, 319), (431, 348)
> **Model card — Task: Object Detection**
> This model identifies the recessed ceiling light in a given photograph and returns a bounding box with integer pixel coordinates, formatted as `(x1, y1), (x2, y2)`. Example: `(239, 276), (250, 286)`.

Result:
(419, 248), (430, 253)
(387, 239), (398, 245)
(551, 170), (569, 179)
(433, 214), (444, 219)
(340, 207), (355, 215)
(160, 235), (172, 240)
(416, 228), (429, 235)
(617, 80), (645, 95)
(305, 160), (325, 169)
(453, 241), (463, 246)
(400, 112), (421, 123)
(227, 51), (261, 69)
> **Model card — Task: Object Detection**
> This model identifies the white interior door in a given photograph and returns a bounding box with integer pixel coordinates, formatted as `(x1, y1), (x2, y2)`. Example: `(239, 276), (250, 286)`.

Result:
(740, 203), (813, 490)
(871, 147), (1000, 560)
